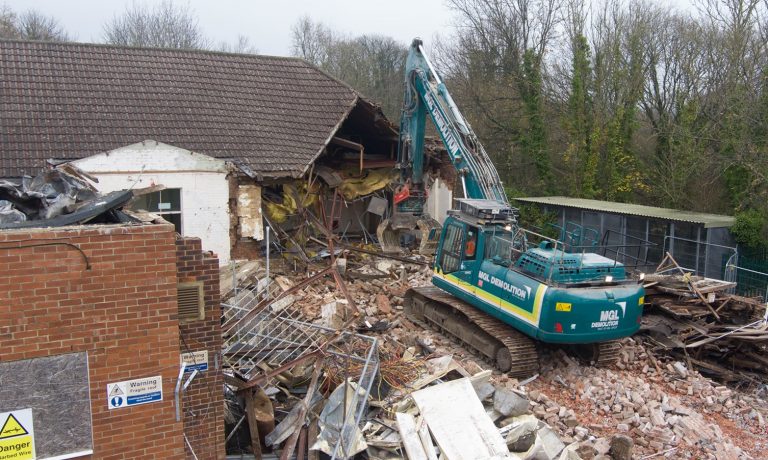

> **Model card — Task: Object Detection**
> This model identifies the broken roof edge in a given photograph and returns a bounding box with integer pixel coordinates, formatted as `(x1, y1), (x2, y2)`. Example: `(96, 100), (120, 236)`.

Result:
(515, 196), (736, 228)
(297, 95), (362, 179)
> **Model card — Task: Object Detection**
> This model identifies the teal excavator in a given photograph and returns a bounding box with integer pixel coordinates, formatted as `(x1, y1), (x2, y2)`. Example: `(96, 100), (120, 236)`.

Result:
(379, 39), (644, 377)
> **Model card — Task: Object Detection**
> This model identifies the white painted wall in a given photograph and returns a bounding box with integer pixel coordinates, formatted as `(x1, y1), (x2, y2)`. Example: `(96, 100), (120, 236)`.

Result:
(72, 140), (232, 265)
(426, 178), (453, 224)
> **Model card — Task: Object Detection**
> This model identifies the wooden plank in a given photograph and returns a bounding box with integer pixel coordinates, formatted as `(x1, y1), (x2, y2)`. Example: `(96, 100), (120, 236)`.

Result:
(252, 386), (276, 444)
(396, 412), (428, 460)
(411, 378), (510, 459)
(307, 419), (320, 460)
(243, 389), (263, 460)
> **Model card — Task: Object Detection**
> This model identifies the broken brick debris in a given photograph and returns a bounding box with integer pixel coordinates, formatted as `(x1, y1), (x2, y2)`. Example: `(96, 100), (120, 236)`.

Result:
(220, 242), (766, 459)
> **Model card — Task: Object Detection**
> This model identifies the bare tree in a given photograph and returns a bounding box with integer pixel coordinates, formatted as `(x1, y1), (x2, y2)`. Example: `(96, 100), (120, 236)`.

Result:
(17, 10), (70, 41)
(0, 5), (70, 41)
(103, 0), (210, 49)
(290, 18), (407, 121)
(290, 16), (334, 66)
(0, 5), (17, 39)
(436, 0), (563, 192)
(640, 10), (711, 208)
(218, 35), (258, 54)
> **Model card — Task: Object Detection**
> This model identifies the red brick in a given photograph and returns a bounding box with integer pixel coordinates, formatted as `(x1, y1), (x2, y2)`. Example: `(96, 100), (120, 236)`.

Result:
(0, 223), (187, 459)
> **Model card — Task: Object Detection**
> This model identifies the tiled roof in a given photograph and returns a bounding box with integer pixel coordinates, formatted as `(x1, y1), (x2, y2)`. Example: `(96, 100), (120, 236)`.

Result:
(0, 40), (363, 178)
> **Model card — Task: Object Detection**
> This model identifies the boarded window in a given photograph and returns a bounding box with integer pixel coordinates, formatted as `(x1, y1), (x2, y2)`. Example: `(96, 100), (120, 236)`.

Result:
(0, 352), (93, 458)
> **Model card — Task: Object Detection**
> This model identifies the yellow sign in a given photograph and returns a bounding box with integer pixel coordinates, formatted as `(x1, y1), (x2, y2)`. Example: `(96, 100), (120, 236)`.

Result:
(0, 409), (35, 460)
(555, 302), (572, 312)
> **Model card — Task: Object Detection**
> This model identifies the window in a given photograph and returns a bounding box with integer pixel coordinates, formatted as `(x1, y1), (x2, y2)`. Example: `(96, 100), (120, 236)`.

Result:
(485, 231), (515, 266)
(132, 188), (182, 233)
(439, 224), (463, 273)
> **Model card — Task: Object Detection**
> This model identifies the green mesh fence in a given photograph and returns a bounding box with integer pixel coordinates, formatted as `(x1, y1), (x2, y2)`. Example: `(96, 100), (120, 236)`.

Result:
(734, 249), (768, 298)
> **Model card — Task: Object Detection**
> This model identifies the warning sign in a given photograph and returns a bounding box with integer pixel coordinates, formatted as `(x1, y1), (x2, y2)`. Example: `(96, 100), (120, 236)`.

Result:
(107, 375), (163, 410)
(180, 350), (208, 372)
(109, 385), (124, 397)
(0, 408), (35, 460)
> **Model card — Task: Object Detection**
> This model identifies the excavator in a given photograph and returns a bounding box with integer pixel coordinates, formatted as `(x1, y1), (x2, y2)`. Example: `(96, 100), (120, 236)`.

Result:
(380, 39), (645, 378)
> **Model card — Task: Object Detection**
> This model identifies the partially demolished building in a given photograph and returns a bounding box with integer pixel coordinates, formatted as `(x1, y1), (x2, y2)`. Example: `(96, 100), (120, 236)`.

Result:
(0, 40), (452, 265)
(2, 40), (767, 460)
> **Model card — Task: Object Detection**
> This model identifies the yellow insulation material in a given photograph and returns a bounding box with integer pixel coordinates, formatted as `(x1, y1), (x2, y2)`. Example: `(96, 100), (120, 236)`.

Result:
(263, 182), (320, 223)
(337, 168), (398, 200)
(263, 168), (397, 223)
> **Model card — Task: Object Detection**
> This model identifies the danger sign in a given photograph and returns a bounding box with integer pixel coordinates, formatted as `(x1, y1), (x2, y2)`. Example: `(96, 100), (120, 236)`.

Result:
(0, 409), (35, 460)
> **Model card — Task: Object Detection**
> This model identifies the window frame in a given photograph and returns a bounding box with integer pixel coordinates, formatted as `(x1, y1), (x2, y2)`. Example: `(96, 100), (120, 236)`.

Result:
(131, 188), (183, 234)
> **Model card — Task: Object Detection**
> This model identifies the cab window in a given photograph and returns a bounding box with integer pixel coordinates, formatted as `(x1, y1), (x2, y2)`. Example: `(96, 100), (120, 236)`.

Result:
(439, 224), (463, 273)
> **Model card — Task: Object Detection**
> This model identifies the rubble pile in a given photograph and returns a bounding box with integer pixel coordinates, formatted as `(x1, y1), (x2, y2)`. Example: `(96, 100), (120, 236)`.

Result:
(283, 259), (431, 329)
(525, 343), (766, 459)
(641, 275), (768, 383)
(221, 248), (766, 459)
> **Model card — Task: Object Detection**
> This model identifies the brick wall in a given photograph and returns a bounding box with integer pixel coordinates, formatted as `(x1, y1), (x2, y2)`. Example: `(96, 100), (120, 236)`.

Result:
(0, 223), (185, 459)
(176, 237), (225, 460)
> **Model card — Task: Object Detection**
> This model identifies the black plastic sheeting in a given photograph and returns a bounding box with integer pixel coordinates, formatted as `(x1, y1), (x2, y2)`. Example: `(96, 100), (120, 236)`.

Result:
(0, 169), (136, 229)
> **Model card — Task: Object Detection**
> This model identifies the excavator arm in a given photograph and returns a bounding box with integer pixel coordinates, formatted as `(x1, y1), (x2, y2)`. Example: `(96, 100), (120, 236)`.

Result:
(378, 38), (515, 253)
(400, 38), (508, 203)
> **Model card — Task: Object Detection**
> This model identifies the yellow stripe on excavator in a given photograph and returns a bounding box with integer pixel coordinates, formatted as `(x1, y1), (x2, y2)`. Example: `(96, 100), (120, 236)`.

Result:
(433, 268), (546, 326)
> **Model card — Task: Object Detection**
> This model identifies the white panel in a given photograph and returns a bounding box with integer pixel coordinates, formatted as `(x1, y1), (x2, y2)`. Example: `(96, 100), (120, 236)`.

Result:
(73, 140), (229, 173)
(411, 378), (510, 459)
(426, 178), (453, 225)
(72, 141), (232, 265)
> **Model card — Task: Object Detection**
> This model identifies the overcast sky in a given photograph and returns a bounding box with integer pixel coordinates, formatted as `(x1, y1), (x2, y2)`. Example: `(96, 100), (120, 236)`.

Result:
(7, 0), (694, 56)
(5, 0), (456, 55)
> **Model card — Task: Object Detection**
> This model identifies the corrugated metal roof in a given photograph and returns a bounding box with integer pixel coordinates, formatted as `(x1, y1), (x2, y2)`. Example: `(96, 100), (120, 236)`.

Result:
(514, 196), (735, 228)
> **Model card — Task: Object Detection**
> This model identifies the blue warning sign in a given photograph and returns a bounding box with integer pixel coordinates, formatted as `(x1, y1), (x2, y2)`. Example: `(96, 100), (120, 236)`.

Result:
(107, 375), (163, 410)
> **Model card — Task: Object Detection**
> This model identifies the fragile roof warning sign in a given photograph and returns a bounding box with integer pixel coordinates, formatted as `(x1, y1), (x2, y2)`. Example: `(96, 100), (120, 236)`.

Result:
(181, 350), (208, 372)
(107, 375), (163, 410)
(0, 408), (35, 460)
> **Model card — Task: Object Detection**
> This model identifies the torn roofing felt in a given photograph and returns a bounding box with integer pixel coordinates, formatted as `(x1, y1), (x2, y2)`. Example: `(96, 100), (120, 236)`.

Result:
(0, 167), (135, 228)
(0, 40), (385, 179)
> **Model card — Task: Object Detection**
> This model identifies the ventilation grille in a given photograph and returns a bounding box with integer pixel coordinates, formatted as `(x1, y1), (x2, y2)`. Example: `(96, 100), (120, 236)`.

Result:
(178, 282), (204, 322)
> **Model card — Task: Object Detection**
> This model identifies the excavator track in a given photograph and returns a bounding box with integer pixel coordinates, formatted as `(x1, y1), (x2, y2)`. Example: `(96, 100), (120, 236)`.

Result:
(570, 339), (622, 367)
(405, 286), (540, 379)
(405, 286), (623, 377)
(594, 341), (622, 367)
